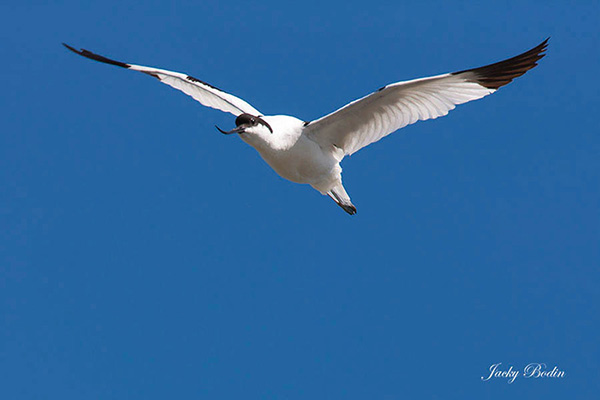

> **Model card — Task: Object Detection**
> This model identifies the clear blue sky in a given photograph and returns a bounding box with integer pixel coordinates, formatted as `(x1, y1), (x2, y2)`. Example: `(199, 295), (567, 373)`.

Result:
(2, 1), (598, 399)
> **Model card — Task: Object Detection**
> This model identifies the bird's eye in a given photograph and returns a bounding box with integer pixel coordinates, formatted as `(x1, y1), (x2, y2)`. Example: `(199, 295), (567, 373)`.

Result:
(251, 118), (256, 124)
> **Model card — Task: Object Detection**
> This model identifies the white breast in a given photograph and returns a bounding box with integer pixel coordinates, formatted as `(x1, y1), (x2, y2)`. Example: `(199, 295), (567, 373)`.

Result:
(240, 115), (340, 188)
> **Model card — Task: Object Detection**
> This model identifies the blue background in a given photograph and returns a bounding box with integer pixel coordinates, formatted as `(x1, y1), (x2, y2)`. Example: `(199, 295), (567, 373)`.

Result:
(2, 1), (598, 398)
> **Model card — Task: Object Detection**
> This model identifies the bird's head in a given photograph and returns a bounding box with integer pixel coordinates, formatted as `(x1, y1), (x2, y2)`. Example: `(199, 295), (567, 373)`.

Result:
(216, 113), (273, 136)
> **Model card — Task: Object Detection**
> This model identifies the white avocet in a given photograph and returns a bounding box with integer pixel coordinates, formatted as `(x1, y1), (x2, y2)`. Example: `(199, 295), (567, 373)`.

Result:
(64, 39), (548, 215)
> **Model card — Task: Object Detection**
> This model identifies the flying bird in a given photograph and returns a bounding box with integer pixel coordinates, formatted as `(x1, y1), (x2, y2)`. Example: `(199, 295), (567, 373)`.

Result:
(63, 39), (548, 215)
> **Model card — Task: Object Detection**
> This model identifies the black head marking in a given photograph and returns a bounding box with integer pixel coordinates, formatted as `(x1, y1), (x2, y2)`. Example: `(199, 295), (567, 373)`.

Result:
(235, 113), (256, 127)
(235, 113), (273, 133)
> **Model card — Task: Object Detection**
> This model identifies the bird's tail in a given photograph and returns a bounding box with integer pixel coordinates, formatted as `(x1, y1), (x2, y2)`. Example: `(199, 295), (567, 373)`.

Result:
(327, 183), (357, 215)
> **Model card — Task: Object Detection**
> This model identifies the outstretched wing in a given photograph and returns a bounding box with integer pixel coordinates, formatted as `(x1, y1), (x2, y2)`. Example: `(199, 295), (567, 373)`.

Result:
(63, 44), (262, 117)
(305, 39), (548, 157)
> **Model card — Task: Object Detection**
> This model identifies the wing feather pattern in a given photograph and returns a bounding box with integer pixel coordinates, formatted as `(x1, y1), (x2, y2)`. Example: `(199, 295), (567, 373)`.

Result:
(63, 44), (262, 117)
(305, 39), (548, 157)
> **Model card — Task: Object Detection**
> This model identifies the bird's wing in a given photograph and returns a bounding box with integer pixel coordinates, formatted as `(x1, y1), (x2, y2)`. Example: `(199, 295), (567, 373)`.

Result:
(63, 44), (262, 117)
(304, 39), (548, 157)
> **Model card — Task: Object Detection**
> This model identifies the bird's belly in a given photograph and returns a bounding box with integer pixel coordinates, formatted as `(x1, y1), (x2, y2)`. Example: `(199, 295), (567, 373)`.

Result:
(257, 138), (336, 185)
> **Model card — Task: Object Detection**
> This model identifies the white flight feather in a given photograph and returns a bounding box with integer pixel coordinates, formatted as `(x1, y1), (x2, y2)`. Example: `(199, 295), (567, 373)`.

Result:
(126, 64), (262, 117)
(305, 72), (495, 156)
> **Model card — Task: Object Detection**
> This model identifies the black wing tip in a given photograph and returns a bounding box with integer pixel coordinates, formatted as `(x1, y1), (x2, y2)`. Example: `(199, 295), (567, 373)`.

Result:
(453, 38), (549, 90)
(62, 42), (77, 53)
(62, 43), (131, 69)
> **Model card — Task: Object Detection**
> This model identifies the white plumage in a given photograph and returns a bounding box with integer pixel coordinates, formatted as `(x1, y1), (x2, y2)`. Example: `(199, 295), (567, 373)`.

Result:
(64, 39), (548, 215)
(305, 74), (494, 156)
